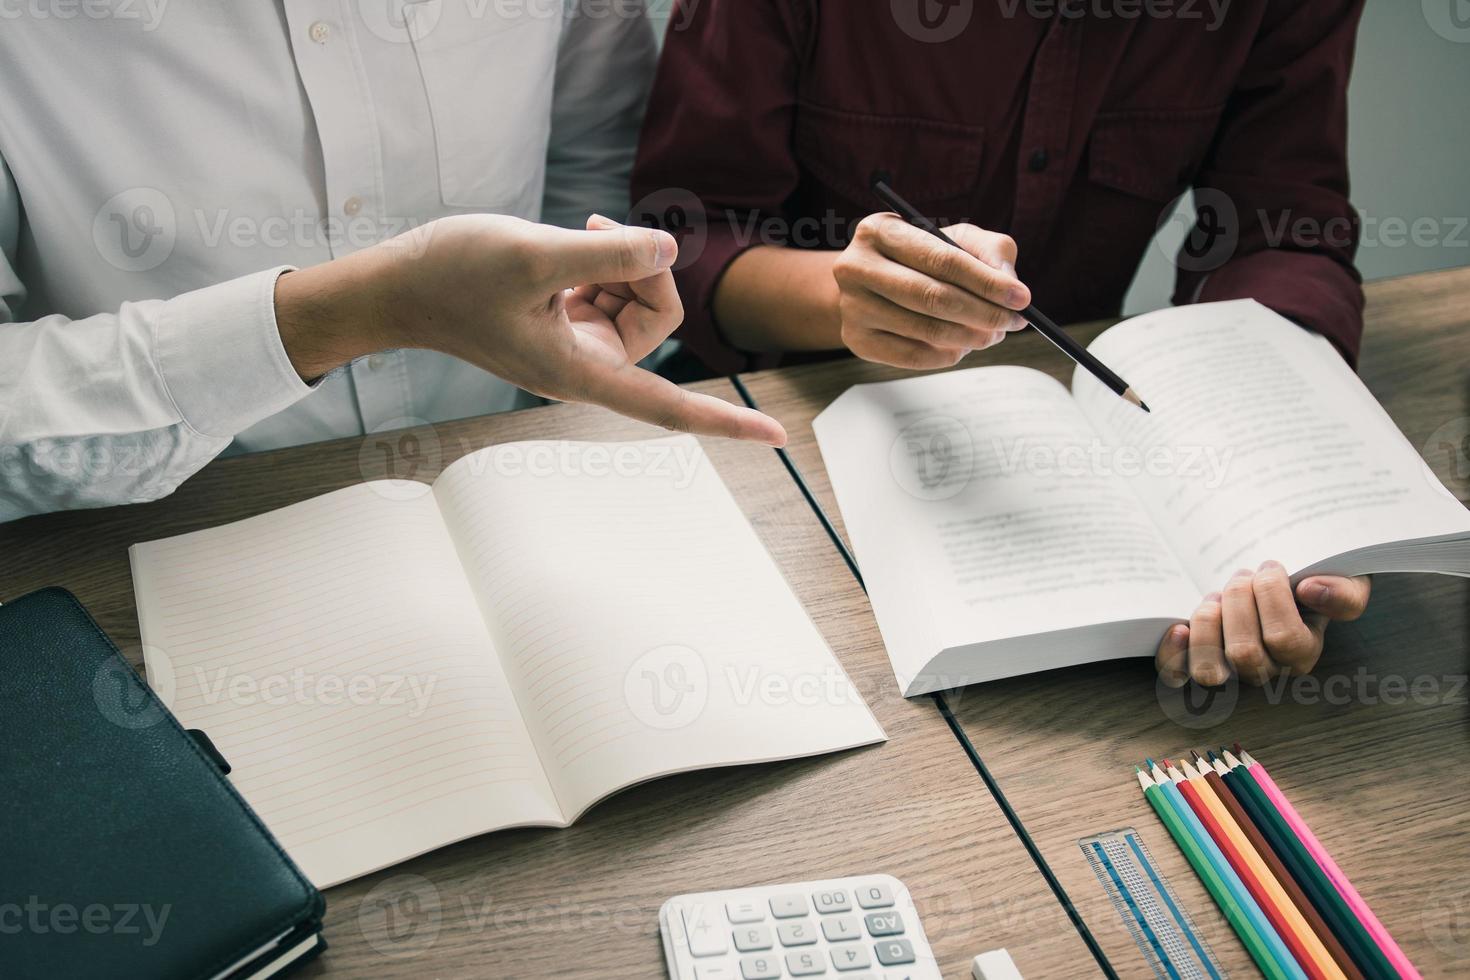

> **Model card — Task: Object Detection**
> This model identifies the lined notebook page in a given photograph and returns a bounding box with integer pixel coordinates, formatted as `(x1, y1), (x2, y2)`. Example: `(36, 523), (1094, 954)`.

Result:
(130, 482), (561, 888)
(432, 436), (886, 819)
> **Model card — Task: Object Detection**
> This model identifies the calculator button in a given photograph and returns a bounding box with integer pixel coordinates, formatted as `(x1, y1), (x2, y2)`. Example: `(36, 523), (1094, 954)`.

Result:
(733, 924), (773, 952)
(821, 915), (862, 942)
(694, 964), (739, 980)
(682, 903), (729, 956)
(770, 894), (808, 918)
(727, 899), (766, 924)
(863, 910), (904, 937)
(854, 882), (894, 909)
(739, 954), (782, 980)
(874, 938), (916, 966)
(829, 943), (873, 971)
(812, 888), (851, 913)
(785, 949), (827, 975)
(777, 919), (818, 946)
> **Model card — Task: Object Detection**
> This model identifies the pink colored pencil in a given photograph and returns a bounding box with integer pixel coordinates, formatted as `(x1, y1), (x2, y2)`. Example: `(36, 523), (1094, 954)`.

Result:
(1238, 748), (1421, 980)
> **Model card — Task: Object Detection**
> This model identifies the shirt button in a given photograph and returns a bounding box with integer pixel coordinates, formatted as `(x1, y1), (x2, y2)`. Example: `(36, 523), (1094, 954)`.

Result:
(343, 196), (363, 216)
(309, 21), (330, 43)
(1027, 148), (1050, 173)
(367, 354), (388, 371)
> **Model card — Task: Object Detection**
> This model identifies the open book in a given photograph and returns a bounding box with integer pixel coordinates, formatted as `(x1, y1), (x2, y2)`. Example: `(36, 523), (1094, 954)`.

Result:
(130, 435), (884, 888)
(814, 300), (1470, 696)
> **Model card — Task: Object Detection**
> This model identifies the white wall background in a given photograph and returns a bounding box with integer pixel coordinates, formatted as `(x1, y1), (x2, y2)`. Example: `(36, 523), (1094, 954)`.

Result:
(646, 3), (1470, 313)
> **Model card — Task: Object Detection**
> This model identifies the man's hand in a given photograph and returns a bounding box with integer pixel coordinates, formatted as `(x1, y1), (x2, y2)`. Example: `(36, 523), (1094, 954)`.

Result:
(832, 213), (1032, 369)
(275, 213), (786, 446)
(1155, 561), (1372, 687)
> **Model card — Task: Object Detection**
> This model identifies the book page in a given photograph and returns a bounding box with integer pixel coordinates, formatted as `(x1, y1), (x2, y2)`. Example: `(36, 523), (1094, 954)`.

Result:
(430, 435), (885, 820)
(812, 367), (1201, 694)
(1073, 300), (1470, 589)
(129, 482), (560, 888)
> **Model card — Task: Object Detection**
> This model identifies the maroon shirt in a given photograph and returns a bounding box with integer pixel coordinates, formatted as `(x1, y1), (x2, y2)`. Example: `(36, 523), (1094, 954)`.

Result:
(632, 0), (1365, 374)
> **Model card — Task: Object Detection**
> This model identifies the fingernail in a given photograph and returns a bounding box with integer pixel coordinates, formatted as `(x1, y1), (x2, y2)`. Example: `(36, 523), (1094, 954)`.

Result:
(1203, 591), (1222, 604)
(1006, 285), (1028, 308)
(1303, 582), (1331, 607)
(651, 230), (677, 269)
(1195, 667), (1228, 688)
(1232, 568), (1253, 580)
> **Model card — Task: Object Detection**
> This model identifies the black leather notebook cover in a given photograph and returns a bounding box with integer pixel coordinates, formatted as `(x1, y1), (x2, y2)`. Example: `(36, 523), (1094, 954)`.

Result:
(0, 587), (324, 980)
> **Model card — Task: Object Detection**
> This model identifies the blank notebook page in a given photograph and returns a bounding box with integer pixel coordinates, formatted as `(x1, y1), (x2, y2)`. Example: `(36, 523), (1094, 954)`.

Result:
(431, 435), (886, 818)
(130, 482), (560, 888)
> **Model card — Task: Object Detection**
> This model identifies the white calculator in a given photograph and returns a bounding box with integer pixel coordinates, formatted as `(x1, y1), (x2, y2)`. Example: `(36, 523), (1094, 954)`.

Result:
(659, 873), (941, 979)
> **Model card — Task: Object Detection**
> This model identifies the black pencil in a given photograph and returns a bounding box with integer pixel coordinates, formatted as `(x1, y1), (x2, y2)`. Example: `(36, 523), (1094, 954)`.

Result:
(871, 176), (1150, 413)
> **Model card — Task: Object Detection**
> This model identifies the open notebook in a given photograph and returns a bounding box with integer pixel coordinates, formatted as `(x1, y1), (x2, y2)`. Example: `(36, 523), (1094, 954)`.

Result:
(131, 435), (884, 888)
(814, 300), (1470, 696)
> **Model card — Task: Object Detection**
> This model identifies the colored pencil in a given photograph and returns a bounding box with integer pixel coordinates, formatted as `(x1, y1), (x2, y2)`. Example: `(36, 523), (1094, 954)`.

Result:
(869, 176), (1150, 413)
(1178, 759), (1346, 980)
(1159, 761), (1306, 980)
(1197, 755), (1366, 980)
(1220, 751), (1395, 980)
(1138, 767), (1287, 980)
(1238, 748), (1420, 980)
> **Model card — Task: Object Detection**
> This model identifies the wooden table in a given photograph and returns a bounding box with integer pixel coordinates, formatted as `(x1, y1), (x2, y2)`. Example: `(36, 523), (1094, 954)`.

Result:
(0, 382), (1094, 978)
(737, 267), (1470, 978)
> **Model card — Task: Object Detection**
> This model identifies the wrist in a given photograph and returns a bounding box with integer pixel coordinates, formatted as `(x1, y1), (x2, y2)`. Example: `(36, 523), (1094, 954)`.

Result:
(273, 245), (405, 382)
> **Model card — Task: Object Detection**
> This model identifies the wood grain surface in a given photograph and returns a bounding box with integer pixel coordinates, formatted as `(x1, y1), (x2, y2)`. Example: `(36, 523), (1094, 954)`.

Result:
(0, 381), (1093, 978)
(737, 268), (1470, 978)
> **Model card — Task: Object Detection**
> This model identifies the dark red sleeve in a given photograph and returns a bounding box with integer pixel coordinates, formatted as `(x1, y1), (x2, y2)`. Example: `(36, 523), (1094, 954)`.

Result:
(630, 0), (807, 374)
(1173, 0), (1366, 365)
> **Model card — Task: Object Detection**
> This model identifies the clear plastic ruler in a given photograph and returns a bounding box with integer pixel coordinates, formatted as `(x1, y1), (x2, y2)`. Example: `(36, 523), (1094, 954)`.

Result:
(1079, 827), (1227, 980)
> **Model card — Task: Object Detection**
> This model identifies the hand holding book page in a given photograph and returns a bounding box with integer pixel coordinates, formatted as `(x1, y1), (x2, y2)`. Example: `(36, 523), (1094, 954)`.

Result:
(813, 300), (1469, 696)
(131, 436), (884, 888)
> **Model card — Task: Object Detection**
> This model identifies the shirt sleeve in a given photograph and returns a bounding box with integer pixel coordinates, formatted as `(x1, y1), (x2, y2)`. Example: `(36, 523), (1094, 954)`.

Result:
(0, 153), (312, 523)
(631, 0), (806, 375)
(1174, 0), (1367, 364)
(540, 0), (659, 230)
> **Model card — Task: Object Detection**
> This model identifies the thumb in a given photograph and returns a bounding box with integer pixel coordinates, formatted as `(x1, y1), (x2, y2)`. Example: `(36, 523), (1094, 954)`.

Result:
(1296, 575), (1372, 621)
(536, 222), (677, 290)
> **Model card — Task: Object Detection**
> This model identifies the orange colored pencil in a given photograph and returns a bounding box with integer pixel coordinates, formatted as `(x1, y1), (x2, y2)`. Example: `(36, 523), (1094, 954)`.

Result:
(1173, 760), (1343, 979)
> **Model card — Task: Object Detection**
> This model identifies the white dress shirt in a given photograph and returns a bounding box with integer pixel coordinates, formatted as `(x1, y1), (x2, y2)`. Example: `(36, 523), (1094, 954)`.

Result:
(0, 0), (656, 521)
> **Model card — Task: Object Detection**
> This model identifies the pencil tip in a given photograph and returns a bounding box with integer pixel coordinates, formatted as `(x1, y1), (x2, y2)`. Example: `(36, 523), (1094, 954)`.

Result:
(1233, 741), (1243, 753)
(1122, 388), (1149, 412)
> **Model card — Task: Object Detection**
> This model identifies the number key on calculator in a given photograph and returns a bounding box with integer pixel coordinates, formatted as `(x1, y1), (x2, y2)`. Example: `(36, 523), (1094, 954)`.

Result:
(658, 874), (941, 979)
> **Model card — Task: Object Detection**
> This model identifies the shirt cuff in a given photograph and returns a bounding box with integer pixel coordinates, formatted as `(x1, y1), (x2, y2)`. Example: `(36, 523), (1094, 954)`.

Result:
(153, 266), (313, 439)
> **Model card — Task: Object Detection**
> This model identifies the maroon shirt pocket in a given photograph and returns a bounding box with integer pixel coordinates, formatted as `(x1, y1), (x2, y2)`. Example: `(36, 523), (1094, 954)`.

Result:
(793, 100), (985, 216)
(1087, 104), (1225, 202)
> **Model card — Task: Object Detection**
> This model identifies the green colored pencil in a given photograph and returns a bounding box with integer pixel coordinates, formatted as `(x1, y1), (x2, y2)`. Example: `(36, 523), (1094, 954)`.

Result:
(1138, 767), (1288, 980)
